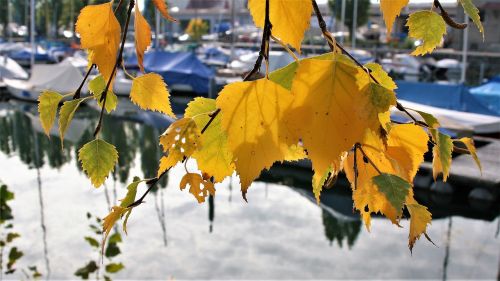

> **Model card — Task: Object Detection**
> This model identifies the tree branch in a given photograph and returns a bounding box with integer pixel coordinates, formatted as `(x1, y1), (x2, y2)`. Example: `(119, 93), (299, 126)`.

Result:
(434, 0), (467, 30)
(94, 0), (135, 137)
(73, 64), (95, 100)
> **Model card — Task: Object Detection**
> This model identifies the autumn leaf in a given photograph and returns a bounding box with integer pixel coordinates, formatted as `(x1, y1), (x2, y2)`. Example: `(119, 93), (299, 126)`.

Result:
(78, 139), (119, 187)
(59, 98), (85, 145)
(180, 173), (216, 203)
(216, 79), (294, 199)
(430, 129), (453, 181)
(152, 0), (177, 22)
(407, 203), (432, 252)
(458, 137), (482, 172)
(134, 5), (152, 73)
(130, 73), (175, 117)
(459, 0), (484, 38)
(184, 98), (234, 183)
(357, 62), (397, 91)
(88, 75), (118, 113)
(373, 173), (411, 214)
(38, 91), (63, 136)
(157, 118), (201, 176)
(118, 176), (144, 234)
(283, 54), (395, 201)
(406, 11), (446, 56)
(413, 109), (440, 128)
(75, 1), (121, 82)
(248, 0), (312, 52)
(102, 206), (126, 254)
(380, 0), (409, 35)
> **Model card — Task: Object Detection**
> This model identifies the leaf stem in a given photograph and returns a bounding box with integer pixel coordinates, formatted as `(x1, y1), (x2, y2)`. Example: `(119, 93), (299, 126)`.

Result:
(434, 0), (467, 30)
(73, 64), (95, 100)
(356, 143), (383, 175)
(94, 0), (135, 137)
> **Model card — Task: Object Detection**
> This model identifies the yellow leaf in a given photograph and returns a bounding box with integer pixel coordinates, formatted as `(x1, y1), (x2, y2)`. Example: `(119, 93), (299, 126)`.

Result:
(38, 91), (63, 136)
(357, 62), (398, 91)
(88, 75), (118, 113)
(157, 118), (201, 176)
(284, 143), (307, 162)
(380, 0), (409, 35)
(459, 0), (484, 38)
(134, 5), (151, 73)
(284, 55), (395, 201)
(406, 11), (446, 56)
(184, 98), (234, 183)
(59, 98), (85, 145)
(458, 137), (482, 172)
(180, 173), (216, 203)
(430, 129), (453, 181)
(216, 79), (294, 199)
(130, 73), (175, 117)
(343, 124), (428, 229)
(75, 1), (121, 82)
(102, 206), (126, 253)
(248, 0), (312, 53)
(78, 139), (119, 187)
(407, 203), (432, 252)
(152, 0), (177, 22)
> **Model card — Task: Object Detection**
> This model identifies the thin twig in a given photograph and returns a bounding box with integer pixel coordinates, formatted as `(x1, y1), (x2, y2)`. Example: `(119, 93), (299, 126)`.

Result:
(127, 171), (168, 208)
(353, 145), (358, 190)
(94, 0), (135, 137)
(434, 0), (467, 29)
(73, 64), (95, 99)
(312, 0), (334, 51)
(356, 143), (383, 175)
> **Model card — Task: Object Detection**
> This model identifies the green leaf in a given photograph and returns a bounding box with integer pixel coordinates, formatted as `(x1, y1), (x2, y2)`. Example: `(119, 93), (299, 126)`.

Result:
(119, 177), (142, 208)
(430, 129), (453, 181)
(105, 263), (124, 273)
(372, 173), (410, 214)
(7, 247), (23, 270)
(459, 0), (484, 37)
(6, 232), (20, 243)
(413, 109), (440, 128)
(89, 75), (118, 113)
(78, 139), (119, 187)
(458, 137), (482, 173)
(108, 232), (122, 244)
(406, 11), (446, 55)
(84, 236), (99, 248)
(105, 242), (121, 258)
(59, 98), (85, 145)
(74, 261), (98, 279)
(38, 90), (63, 136)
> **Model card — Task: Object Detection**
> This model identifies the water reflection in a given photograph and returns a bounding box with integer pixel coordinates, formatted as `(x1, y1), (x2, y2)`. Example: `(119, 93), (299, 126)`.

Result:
(0, 100), (499, 279)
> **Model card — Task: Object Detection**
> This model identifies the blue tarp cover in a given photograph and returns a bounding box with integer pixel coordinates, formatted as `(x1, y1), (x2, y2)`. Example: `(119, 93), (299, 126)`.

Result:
(126, 51), (214, 94)
(469, 76), (500, 116)
(395, 81), (499, 116)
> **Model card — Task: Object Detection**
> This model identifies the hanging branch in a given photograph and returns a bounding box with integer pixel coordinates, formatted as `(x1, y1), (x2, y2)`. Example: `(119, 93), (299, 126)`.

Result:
(434, 0), (467, 30)
(356, 143), (383, 175)
(73, 64), (95, 100)
(93, 0), (135, 137)
(312, 0), (334, 51)
(312, 0), (429, 128)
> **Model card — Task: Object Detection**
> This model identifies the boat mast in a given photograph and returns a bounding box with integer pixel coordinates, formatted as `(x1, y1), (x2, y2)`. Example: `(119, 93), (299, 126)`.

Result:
(460, 11), (469, 84)
(230, 0), (235, 60)
(30, 0), (35, 69)
(351, 0), (358, 48)
(340, 0), (346, 44)
(155, 8), (160, 49)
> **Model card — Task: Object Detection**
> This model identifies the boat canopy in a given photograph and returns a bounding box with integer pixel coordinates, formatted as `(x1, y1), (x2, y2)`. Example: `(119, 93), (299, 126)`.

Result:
(0, 56), (28, 80)
(126, 51), (214, 94)
(469, 76), (500, 116)
(395, 81), (499, 116)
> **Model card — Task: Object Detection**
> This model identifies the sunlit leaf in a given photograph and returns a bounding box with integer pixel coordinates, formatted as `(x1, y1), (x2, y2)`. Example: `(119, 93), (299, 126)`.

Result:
(59, 98), (85, 145)
(38, 90), (63, 136)
(407, 203), (432, 252)
(430, 129), (453, 181)
(157, 118), (201, 176)
(78, 139), (119, 187)
(458, 137), (482, 172)
(216, 78), (294, 199)
(88, 75), (118, 113)
(152, 0), (177, 22)
(248, 0), (312, 52)
(406, 11), (446, 55)
(134, 5), (152, 73)
(130, 73), (175, 117)
(380, 0), (409, 35)
(184, 98), (234, 182)
(180, 173), (216, 203)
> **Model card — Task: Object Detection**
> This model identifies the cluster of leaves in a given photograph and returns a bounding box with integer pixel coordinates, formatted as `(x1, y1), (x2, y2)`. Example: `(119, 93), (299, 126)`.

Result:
(0, 183), (42, 279)
(74, 212), (125, 280)
(37, 0), (484, 252)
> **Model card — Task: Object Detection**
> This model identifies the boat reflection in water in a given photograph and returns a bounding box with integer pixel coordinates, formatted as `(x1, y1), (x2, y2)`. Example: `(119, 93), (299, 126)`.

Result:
(0, 100), (498, 280)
